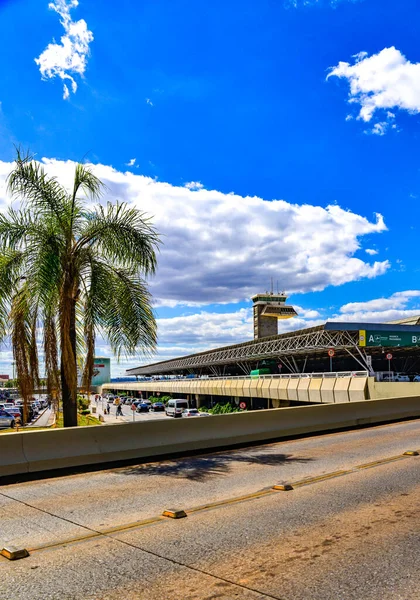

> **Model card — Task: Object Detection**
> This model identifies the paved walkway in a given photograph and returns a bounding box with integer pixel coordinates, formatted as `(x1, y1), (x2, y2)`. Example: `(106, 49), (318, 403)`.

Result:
(27, 408), (52, 428)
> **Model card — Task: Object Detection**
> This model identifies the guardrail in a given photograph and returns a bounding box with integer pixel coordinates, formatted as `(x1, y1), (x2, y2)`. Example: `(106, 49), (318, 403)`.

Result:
(0, 393), (418, 478)
(107, 371), (369, 387)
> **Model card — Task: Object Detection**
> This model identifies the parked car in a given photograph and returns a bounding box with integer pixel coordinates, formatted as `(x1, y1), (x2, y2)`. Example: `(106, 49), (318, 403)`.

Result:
(30, 402), (39, 416)
(136, 402), (150, 413)
(394, 373), (410, 382)
(182, 408), (200, 417)
(166, 399), (189, 418)
(151, 402), (165, 412)
(4, 402), (15, 410)
(413, 375), (420, 382)
(5, 406), (22, 423)
(0, 409), (15, 429)
(199, 412), (211, 417)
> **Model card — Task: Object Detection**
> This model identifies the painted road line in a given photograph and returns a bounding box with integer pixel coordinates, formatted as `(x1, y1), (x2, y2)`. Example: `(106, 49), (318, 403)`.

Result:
(14, 449), (420, 556)
(186, 488), (274, 515)
(355, 455), (408, 470)
(28, 516), (165, 553)
(291, 469), (351, 488)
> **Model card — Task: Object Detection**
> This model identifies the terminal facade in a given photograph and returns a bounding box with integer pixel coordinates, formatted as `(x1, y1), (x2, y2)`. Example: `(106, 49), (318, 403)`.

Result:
(101, 295), (420, 409)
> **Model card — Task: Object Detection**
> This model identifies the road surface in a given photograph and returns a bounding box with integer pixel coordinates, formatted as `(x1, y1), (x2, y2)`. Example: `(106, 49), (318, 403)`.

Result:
(1, 417), (420, 599)
(91, 398), (167, 424)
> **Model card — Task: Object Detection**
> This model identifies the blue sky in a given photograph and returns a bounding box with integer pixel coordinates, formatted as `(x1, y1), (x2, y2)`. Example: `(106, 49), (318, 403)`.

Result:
(0, 0), (420, 375)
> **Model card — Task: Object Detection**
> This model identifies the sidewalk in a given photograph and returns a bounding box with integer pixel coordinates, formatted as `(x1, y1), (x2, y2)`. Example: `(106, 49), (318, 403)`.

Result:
(28, 407), (52, 428)
(90, 398), (132, 425)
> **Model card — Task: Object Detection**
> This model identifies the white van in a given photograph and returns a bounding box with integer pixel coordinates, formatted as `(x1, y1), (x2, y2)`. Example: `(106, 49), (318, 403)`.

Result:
(166, 399), (189, 418)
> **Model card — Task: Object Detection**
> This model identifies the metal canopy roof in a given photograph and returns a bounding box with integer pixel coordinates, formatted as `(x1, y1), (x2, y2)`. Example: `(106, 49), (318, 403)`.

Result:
(127, 318), (420, 376)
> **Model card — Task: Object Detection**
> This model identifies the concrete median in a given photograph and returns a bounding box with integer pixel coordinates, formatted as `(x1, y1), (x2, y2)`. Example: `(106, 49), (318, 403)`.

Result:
(1, 395), (420, 478)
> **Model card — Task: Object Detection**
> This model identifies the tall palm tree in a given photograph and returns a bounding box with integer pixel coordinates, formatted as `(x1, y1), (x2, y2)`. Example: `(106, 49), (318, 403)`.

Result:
(0, 151), (159, 427)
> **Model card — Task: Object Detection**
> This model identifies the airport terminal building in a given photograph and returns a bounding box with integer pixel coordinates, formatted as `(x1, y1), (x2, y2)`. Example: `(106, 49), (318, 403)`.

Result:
(102, 293), (420, 408)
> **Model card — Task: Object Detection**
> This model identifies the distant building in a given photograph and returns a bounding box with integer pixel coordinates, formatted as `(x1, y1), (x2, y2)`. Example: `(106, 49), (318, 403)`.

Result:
(91, 358), (111, 386)
(0, 374), (10, 388)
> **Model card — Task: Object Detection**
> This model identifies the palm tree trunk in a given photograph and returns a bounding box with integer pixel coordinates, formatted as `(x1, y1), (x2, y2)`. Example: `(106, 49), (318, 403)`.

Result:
(61, 297), (78, 427)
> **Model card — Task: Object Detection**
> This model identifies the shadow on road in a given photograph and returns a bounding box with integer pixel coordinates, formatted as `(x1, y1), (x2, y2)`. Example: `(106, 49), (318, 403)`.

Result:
(116, 449), (314, 482)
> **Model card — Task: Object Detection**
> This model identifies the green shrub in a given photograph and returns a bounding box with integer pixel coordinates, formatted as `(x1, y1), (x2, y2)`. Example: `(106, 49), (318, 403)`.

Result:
(209, 402), (242, 415)
(80, 409), (91, 415)
(160, 396), (172, 405)
(77, 395), (90, 411)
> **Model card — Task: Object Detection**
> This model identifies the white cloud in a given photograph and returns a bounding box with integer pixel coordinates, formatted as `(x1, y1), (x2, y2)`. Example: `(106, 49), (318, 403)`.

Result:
(365, 248), (378, 256)
(0, 158), (390, 308)
(146, 98), (154, 106)
(126, 158), (136, 167)
(35, 0), (93, 99)
(339, 291), (420, 317)
(184, 181), (203, 190)
(287, 0), (358, 6)
(328, 47), (420, 132)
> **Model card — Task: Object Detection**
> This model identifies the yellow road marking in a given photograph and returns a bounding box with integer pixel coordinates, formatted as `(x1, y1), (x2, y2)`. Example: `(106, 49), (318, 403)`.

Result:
(25, 449), (420, 555)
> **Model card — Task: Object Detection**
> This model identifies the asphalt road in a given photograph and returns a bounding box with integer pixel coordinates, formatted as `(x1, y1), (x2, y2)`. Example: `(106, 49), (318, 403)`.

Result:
(91, 399), (168, 424)
(1, 418), (420, 599)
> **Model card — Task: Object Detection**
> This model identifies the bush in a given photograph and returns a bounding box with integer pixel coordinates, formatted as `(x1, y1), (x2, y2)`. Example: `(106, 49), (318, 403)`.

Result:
(80, 409), (91, 415)
(209, 402), (242, 415)
(77, 395), (90, 411)
(160, 396), (172, 405)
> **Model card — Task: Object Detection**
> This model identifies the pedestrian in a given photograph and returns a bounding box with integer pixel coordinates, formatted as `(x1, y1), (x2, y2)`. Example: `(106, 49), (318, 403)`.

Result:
(116, 403), (123, 417)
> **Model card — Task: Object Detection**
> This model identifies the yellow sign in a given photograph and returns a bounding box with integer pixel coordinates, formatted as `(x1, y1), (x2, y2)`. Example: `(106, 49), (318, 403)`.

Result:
(359, 330), (366, 347)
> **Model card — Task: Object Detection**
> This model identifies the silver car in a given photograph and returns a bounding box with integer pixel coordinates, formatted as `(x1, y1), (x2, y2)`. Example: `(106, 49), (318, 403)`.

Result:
(0, 409), (16, 428)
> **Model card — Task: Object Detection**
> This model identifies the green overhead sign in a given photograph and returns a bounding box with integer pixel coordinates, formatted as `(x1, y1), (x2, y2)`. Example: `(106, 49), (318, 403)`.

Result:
(359, 330), (420, 348)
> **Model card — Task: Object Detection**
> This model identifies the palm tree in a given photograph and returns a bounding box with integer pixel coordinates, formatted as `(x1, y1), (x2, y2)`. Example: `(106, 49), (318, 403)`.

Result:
(0, 151), (159, 427)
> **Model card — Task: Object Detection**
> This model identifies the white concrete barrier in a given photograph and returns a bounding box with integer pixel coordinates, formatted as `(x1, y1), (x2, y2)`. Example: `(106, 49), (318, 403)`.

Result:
(321, 377), (335, 403)
(297, 377), (310, 403)
(1, 395), (420, 478)
(334, 377), (350, 403)
(287, 378), (299, 401)
(308, 378), (322, 403)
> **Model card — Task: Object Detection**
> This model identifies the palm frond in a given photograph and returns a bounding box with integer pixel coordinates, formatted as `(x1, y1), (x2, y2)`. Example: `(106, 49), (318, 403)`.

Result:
(75, 202), (159, 275)
(7, 151), (69, 229)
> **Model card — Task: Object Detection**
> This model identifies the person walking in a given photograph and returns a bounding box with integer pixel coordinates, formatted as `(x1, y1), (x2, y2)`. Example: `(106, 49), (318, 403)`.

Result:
(116, 403), (123, 417)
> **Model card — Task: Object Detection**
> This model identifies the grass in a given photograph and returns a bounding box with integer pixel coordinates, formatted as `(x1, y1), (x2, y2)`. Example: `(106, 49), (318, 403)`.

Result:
(54, 413), (102, 428)
(0, 412), (102, 433)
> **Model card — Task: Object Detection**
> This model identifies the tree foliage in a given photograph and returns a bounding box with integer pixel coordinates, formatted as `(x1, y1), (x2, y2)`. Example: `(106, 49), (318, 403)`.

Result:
(0, 151), (159, 426)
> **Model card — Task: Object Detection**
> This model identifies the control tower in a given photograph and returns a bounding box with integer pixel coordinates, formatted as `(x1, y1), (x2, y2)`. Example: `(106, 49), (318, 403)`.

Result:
(252, 292), (298, 340)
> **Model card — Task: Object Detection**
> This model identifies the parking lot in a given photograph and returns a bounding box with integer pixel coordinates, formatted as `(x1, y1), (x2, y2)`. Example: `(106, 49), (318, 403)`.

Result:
(90, 397), (169, 424)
